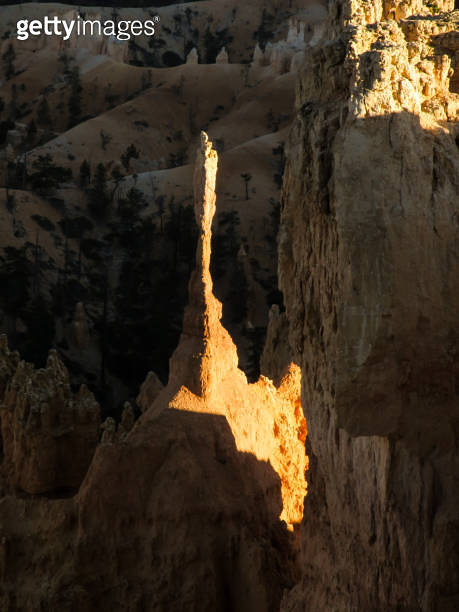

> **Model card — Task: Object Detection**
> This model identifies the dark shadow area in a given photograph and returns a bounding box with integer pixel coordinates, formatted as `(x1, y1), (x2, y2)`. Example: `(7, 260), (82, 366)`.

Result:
(0, 408), (297, 611)
(161, 51), (183, 67)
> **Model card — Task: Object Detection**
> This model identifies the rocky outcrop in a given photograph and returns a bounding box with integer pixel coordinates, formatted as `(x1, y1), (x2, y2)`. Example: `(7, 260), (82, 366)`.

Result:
(148, 132), (308, 528)
(326, 0), (455, 35)
(0, 340), (100, 495)
(252, 10), (328, 74)
(136, 370), (164, 413)
(167, 132), (228, 399)
(0, 135), (307, 610)
(0, 336), (19, 399)
(252, 42), (265, 66)
(100, 402), (135, 443)
(186, 47), (199, 64)
(280, 2), (459, 610)
(216, 47), (229, 64)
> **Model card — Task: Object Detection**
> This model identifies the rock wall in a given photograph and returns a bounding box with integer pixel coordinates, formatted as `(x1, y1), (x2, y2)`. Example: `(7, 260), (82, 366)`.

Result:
(280, 2), (459, 610)
(327, 0), (455, 36)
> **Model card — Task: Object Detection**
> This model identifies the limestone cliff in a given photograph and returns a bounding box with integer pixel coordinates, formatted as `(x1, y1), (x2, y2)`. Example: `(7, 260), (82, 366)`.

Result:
(280, 1), (459, 609)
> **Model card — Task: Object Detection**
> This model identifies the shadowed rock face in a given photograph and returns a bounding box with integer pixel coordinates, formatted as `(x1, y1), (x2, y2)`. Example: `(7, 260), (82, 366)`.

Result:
(261, 305), (293, 387)
(136, 370), (164, 413)
(0, 134), (307, 611)
(280, 2), (459, 610)
(0, 339), (100, 496)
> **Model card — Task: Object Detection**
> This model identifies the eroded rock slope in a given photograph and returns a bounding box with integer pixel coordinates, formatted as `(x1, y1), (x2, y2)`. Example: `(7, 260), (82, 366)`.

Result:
(279, 1), (459, 609)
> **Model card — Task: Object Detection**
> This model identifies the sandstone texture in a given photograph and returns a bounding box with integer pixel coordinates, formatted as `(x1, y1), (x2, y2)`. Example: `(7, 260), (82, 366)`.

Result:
(0, 135), (307, 611)
(143, 132), (308, 529)
(0, 0), (456, 609)
(0, 338), (100, 495)
(261, 304), (294, 387)
(279, 1), (459, 610)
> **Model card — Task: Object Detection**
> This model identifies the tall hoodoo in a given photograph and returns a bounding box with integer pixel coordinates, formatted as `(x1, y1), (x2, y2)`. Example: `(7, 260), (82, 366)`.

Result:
(152, 132), (308, 528)
(193, 131), (217, 283)
(168, 132), (239, 399)
(0, 81), (308, 612)
(57, 133), (307, 610)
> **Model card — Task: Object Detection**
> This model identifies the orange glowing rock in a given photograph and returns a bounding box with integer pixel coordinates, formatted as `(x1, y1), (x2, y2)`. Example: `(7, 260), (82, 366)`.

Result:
(142, 132), (308, 527)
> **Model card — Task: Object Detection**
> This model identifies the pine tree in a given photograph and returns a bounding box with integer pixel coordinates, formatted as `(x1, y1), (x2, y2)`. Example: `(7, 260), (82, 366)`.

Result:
(26, 119), (37, 143)
(156, 195), (165, 233)
(2, 44), (15, 80)
(0, 245), (30, 332)
(121, 144), (140, 172)
(8, 83), (17, 121)
(79, 159), (91, 187)
(68, 67), (82, 128)
(88, 163), (109, 218)
(240, 173), (252, 200)
(22, 294), (55, 367)
(29, 154), (72, 193)
(37, 97), (52, 128)
(117, 187), (145, 220)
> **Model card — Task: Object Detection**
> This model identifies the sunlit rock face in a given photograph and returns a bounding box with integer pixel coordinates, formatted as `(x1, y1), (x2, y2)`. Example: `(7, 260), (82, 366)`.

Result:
(327, 0), (455, 35)
(167, 132), (231, 400)
(280, 1), (459, 610)
(74, 134), (306, 608)
(0, 135), (307, 611)
(145, 132), (308, 528)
